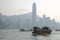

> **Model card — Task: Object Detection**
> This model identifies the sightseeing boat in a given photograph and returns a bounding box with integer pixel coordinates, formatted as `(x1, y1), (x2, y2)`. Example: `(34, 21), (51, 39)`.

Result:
(32, 26), (52, 36)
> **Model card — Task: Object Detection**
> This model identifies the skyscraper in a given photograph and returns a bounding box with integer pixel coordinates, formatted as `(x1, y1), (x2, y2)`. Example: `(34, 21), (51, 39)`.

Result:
(32, 3), (37, 27)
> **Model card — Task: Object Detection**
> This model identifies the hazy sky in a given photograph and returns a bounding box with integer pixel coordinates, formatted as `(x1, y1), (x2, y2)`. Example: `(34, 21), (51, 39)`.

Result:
(0, 0), (60, 22)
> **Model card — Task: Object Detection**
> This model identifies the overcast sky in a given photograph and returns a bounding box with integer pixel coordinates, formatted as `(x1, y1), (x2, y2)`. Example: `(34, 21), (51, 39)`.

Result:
(0, 0), (60, 22)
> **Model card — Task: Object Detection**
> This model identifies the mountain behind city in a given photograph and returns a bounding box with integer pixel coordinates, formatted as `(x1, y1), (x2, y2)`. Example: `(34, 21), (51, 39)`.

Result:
(0, 13), (60, 30)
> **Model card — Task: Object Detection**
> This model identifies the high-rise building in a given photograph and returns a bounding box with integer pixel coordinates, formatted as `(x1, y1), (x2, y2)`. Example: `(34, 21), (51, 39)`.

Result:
(32, 3), (37, 27)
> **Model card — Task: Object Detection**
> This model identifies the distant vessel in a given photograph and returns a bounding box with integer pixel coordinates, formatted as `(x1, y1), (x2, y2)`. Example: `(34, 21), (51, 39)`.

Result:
(20, 29), (32, 31)
(55, 29), (60, 31)
(32, 26), (52, 36)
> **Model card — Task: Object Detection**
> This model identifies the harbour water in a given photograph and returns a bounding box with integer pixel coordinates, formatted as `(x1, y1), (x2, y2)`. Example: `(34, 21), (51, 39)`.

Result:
(0, 29), (60, 40)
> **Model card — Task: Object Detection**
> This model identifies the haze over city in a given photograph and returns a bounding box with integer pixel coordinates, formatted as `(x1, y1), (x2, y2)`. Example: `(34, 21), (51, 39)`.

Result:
(0, 0), (60, 22)
(0, 2), (60, 30)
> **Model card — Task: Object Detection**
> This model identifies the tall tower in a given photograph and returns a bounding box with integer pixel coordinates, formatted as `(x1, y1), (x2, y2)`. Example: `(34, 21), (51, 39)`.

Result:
(32, 3), (37, 27)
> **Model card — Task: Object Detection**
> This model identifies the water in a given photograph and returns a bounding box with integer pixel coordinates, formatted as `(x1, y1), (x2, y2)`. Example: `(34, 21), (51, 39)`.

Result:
(0, 29), (60, 40)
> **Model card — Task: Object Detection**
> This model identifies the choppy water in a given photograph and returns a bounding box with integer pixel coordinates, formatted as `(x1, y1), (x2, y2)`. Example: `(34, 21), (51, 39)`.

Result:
(0, 29), (60, 40)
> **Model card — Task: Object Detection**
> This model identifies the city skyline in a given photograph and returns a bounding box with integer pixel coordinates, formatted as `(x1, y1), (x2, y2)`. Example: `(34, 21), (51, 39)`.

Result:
(0, 0), (60, 22)
(0, 3), (60, 30)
